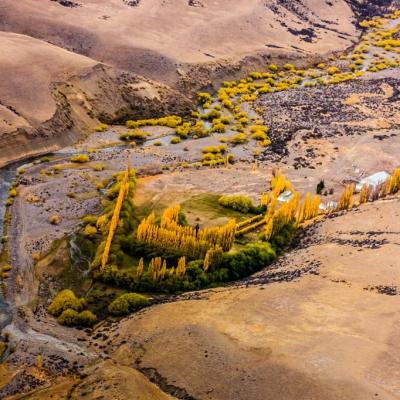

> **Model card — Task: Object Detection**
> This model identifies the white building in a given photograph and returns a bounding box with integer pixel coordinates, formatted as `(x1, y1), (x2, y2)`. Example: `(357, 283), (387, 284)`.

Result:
(355, 171), (391, 192)
(277, 191), (294, 203)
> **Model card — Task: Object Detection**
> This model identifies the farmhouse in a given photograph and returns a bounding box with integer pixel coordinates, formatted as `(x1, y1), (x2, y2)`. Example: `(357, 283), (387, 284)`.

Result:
(355, 171), (391, 192)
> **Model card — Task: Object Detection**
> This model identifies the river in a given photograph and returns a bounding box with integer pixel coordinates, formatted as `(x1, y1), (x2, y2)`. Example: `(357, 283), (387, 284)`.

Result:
(0, 162), (19, 330)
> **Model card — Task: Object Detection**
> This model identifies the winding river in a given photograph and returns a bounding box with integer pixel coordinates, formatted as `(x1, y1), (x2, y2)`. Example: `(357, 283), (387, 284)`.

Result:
(0, 163), (19, 330)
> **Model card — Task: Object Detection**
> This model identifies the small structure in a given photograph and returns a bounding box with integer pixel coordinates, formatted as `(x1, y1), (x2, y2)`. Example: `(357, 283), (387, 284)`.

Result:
(277, 191), (294, 203)
(355, 171), (390, 192)
(319, 201), (337, 212)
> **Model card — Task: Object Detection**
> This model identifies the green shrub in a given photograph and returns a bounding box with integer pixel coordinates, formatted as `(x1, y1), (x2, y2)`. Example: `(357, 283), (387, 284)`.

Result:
(119, 129), (147, 142)
(92, 163), (105, 171)
(70, 154), (89, 163)
(48, 289), (86, 317)
(229, 133), (248, 144)
(95, 123), (109, 132)
(76, 310), (97, 326)
(197, 92), (213, 105)
(40, 156), (51, 163)
(1, 264), (12, 273)
(108, 293), (149, 316)
(176, 123), (191, 138)
(57, 309), (96, 327)
(170, 137), (181, 144)
(83, 225), (97, 237)
(201, 145), (227, 154)
(57, 309), (79, 326)
(218, 194), (254, 213)
(200, 109), (222, 121)
(82, 215), (98, 226)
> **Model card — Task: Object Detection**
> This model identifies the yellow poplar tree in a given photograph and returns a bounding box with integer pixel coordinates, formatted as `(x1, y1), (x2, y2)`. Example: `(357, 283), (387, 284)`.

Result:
(337, 184), (354, 211)
(101, 170), (129, 272)
(358, 184), (370, 205)
(136, 257), (144, 279)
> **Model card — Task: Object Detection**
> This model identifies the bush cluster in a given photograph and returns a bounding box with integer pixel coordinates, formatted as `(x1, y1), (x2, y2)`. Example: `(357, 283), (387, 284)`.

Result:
(218, 194), (255, 213)
(119, 129), (147, 142)
(108, 293), (149, 316)
(70, 154), (89, 163)
(48, 289), (97, 327)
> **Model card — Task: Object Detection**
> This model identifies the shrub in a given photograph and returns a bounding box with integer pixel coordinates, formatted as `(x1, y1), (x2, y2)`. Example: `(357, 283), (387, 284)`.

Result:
(76, 310), (97, 326)
(316, 180), (325, 195)
(251, 131), (268, 140)
(191, 121), (209, 137)
(201, 145), (227, 154)
(95, 123), (109, 132)
(326, 66), (339, 75)
(170, 137), (181, 144)
(1, 264), (12, 273)
(126, 116), (182, 129)
(176, 122), (191, 138)
(9, 188), (17, 198)
(200, 109), (222, 121)
(83, 225), (97, 237)
(229, 133), (248, 144)
(108, 293), (149, 316)
(92, 163), (105, 171)
(153, 141), (162, 146)
(57, 309), (96, 327)
(48, 214), (61, 225)
(211, 120), (226, 133)
(284, 63), (295, 71)
(269, 64), (278, 71)
(40, 156), (51, 163)
(218, 194), (254, 213)
(82, 215), (98, 225)
(119, 129), (147, 142)
(70, 154), (89, 163)
(197, 92), (213, 105)
(48, 289), (86, 317)
(57, 309), (79, 326)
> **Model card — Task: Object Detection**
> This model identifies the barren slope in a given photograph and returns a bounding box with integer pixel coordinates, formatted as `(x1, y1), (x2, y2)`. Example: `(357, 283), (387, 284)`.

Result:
(1, 0), (361, 86)
(0, 33), (191, 167)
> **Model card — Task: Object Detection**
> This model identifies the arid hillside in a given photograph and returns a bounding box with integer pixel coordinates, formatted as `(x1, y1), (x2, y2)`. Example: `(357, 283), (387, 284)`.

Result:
(1, 0), (361, 84)
(0, 0), (399, 167)
(0, 33), (191, 167)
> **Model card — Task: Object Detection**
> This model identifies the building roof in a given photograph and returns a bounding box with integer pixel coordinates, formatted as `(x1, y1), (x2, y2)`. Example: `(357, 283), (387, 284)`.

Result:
(355, 171), (390, 192)
(277, 191), (294, 203)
